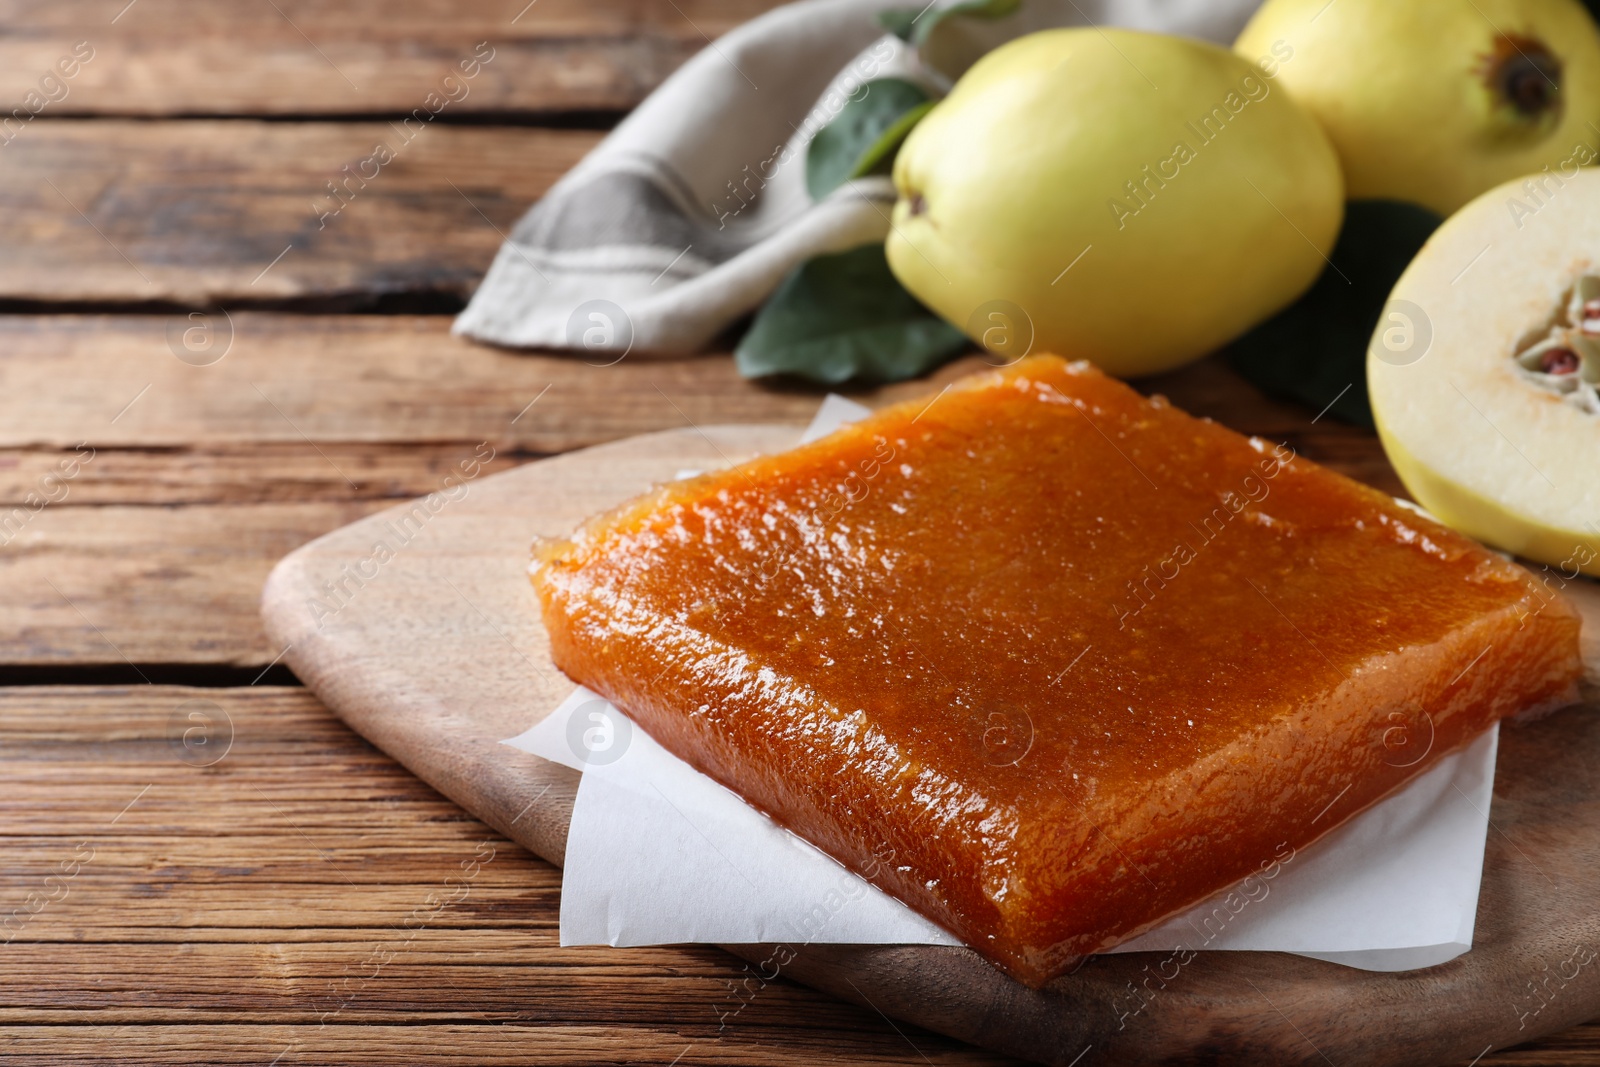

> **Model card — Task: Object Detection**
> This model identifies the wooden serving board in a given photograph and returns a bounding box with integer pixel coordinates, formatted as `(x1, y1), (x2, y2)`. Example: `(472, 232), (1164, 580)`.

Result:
(261, 423), (1600, 1067)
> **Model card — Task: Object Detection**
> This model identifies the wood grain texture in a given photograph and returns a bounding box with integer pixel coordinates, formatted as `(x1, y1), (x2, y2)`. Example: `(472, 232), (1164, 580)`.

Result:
(0, 314), (1389, 465)
(0, 685), (1007, 1064)
(0, 317), (1405, 666)
(0, 0), (787, 116)
(0, 315), (877, 450)
(260, 423), (1600, 1067)
(0, 501), (387, 666)
(0, 444), (530, 506)
(0, 123), (594, 305)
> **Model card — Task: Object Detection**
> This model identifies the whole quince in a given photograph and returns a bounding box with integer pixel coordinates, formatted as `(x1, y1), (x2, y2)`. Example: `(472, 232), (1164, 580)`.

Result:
(1236, 0), (1600, 215)
(887, 28), (1343, 378)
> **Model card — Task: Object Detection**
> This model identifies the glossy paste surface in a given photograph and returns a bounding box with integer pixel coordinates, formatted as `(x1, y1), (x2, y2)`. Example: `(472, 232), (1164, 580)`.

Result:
(532, 356), (1582, 986)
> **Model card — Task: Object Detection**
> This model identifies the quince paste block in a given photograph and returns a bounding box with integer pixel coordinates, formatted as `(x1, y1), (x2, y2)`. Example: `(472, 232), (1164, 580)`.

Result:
(531, 355), (1581, 987)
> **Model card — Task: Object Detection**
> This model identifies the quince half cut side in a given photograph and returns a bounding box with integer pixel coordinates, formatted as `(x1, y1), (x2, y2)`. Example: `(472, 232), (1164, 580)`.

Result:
(1370, 168), (1600, 576)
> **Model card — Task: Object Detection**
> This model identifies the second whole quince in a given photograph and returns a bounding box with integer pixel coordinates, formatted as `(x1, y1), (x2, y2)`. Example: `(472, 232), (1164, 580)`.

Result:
(1236, 0), (1600, 216)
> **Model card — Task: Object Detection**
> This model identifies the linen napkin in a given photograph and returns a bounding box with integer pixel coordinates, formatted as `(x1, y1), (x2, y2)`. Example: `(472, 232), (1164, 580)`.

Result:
(453, 0), (1265, 356)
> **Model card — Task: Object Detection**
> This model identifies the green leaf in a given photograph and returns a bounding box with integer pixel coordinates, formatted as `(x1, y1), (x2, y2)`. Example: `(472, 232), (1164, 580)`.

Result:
(878, 9), (919, 41)
(736, 244), (969, 385)
(1223, 199), (1444, 428)
(851, 99), (936, 180)
(807, 78), (932, 200)
(877, 0), (1022, 47)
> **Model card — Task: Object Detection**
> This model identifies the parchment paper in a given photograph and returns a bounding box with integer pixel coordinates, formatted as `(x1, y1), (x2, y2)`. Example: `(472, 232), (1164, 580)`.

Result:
(508, 691), (1493, 971)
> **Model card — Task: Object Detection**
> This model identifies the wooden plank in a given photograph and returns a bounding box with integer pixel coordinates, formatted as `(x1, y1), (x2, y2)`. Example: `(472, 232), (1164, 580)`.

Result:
(1, 684), (1588, 1062)
(0, 685), (1008, 1064)
(0, 315), (1392, 477)
(0, 0), (786, 116)
(0, 502), (384, 666)
(0, 316), (851, 451)
(0, 123), (594, 305)
(0, 444), (531, 506)
(0, 1026), (1009, 1065)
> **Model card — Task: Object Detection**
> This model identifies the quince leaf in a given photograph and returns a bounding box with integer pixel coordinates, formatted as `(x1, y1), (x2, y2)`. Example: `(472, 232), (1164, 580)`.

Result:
(1224, 199), (1443, 428)
(852, 99), (936, 179)
(878, 9), (920, 41)
(736, 243), (969, 384)
(807, 78), (932, 200)
(877, 0), (1022, 47)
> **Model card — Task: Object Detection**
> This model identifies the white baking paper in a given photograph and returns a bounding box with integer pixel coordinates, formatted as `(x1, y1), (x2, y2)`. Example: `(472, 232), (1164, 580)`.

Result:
(506, 395), (1497, 971)
(507, 689), (1496, 969)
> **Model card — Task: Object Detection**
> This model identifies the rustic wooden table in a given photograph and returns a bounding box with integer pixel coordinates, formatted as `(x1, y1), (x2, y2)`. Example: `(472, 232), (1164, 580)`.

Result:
(2, 2), (1596, 1064)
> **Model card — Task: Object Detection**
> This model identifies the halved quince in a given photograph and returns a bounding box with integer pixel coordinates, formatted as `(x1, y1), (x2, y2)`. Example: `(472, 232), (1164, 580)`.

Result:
(1370, 168), (1600, 576)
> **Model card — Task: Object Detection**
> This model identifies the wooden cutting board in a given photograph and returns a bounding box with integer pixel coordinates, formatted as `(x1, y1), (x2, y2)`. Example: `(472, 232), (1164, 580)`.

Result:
(261, 423), (1600, 1067)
